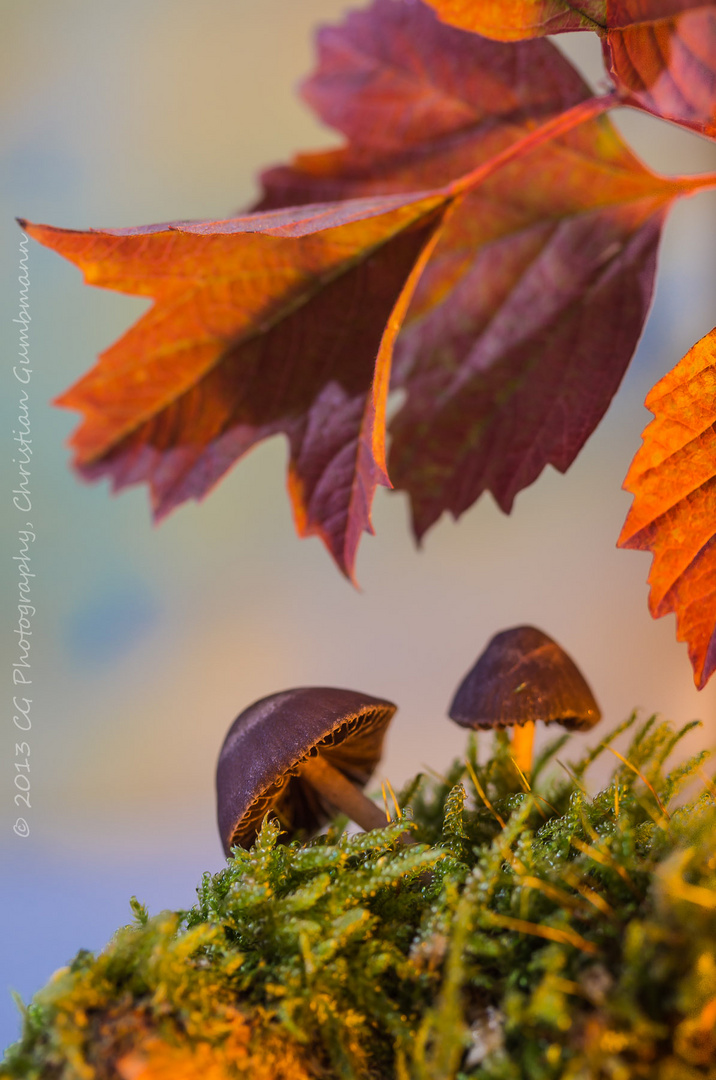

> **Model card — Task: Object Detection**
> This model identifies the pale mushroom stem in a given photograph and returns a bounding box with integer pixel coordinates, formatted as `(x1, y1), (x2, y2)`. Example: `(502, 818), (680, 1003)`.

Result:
(297, 754), (388, 832)
(511, 720), (535, 777)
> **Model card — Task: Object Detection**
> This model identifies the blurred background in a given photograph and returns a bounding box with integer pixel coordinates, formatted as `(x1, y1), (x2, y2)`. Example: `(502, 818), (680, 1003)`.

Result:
(1, 0), (715, 1052)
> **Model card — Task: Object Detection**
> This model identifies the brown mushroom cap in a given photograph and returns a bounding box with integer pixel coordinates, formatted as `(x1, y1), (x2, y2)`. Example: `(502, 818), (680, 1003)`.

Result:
(216, 687), (397, 854)
(449, 626), (601, 732)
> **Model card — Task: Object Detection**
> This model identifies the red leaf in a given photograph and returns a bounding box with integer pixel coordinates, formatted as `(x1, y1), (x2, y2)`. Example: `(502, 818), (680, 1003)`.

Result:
(618, 327), (716, 689)
(23, 193), (447, 580)
(422, 0), (716, 139)
(258, 0), (689, 537)
(390, 203), (669, 535)
(604, 2), (716, 140)
(28, 0), (714, 579)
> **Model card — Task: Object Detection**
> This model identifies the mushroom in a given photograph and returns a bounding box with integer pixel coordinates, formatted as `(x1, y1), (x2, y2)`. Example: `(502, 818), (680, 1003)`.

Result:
(216, 686), (397, 853)
(449, 626), (601, 776)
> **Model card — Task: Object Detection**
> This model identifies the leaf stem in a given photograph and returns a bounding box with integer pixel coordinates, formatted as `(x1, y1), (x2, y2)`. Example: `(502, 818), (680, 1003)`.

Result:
(447, 92), (622, 197)
(446, 93), (716, 201)
(673, 171), (716, 196)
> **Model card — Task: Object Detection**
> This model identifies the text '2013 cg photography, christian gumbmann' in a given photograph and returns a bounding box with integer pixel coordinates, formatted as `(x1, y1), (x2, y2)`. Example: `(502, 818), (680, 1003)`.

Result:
(11, 233), (35, 840)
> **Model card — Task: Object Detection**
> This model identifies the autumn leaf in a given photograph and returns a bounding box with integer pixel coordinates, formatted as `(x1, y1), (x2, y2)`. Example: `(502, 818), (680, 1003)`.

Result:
(22, 193), (448, 581)
(604, 2), (716, 139)
(618, 327), (716, 689)
(418, 0), (604, 39)
(259, 0), (695, 537)
(423, 0), (716, 139)
(27, 0), (715, 579)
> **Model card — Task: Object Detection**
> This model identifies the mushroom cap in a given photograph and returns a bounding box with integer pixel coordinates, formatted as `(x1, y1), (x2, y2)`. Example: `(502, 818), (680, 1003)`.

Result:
(216, 686), (397, 854)
(449, 626), (601, 733)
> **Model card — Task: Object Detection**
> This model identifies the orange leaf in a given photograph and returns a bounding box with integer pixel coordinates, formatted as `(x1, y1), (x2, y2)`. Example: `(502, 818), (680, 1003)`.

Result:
(23, 193), (447, 581)
(419, 0), (605, 39)
(618, 327), (716, 689)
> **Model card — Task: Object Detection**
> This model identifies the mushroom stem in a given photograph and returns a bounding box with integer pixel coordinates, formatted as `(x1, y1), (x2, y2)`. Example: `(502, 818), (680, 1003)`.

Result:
(297, 754), (388, 833)
(511, 721), (535, 777)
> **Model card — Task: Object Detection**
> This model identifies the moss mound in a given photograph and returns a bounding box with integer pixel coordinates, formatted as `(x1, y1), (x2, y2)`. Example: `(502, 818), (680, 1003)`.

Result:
(3, 714), (716, 1080)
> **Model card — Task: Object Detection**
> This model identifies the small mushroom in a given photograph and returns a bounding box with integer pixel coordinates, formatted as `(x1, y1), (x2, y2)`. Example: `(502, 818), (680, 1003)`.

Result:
(216, 686), (397, 853)
(449, 626), (601, 775)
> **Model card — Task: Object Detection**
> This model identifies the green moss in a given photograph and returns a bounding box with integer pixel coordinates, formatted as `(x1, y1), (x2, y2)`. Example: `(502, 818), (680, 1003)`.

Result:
(3, 715), (716, 1079)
